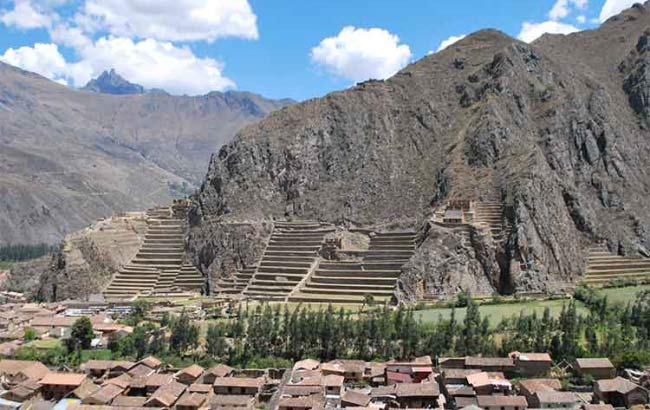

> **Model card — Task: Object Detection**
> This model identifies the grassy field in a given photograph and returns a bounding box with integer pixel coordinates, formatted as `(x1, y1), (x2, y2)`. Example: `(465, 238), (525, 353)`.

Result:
(0, 261), (14, 270)
(26, 338), (62, 349)
(599, 284), (650, 305)
(415, 298), (587, 327)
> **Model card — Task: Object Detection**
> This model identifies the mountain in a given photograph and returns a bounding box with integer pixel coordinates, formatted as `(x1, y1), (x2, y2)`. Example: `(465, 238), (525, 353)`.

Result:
(0, 62), (293, 245)
(82, 69), (145, 95)
(187, 2), (650, 298)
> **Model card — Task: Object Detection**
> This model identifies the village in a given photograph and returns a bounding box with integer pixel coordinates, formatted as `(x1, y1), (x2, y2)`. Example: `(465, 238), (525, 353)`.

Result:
(0, 298), (647, 410)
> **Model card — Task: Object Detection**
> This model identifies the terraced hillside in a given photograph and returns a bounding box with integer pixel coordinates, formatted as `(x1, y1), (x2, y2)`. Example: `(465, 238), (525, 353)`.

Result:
(103, 205), (204, 301)
(289, 231), (417, 304)
(241, 221), (334, 301)
(583, 246), (650, 285)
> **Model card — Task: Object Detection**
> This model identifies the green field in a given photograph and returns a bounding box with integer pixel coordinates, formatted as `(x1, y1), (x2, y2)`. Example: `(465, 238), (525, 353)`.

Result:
(0, 261), (14, 270)
(598, 284), (650, 305)
(415, 298), (587, 327)
(26, 338), (62, 349)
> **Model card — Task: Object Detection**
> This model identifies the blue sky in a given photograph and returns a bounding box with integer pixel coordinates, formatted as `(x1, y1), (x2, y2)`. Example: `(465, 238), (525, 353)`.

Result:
(0, 0), (638, 101)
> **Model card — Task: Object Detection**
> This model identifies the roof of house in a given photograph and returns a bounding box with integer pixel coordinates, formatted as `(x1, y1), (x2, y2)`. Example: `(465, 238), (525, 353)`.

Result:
(386, 371), (413, 383)
(443, 369), (482, 379)
(278, 395), (321, 409)
(535, 391), (581, 404)
(39, 373), (87, 386)
(83, 384), (124, 404)
(213, 377), (264, 389)
(583, 405), (615, 410)
(519, 378), (562, 393)
(282, 385), (323, 397)
(293, 359), (320, 371)
(341, 390), (371, 407)
(575, 358), (614, 369)
(512, 352), (552, 362)
(138, 356), (162, 369)
(206, 364), (234, 378)
(30, 316), (75, 328)
(211, 395), (254, 406)
(321, 374), (344, 387)
(331, 359), (365, 374)
(71, 379), (100, 400)
(175, 392), (207, 408)
(127, 364), (154, 378)
(188, 383), (213, 394)
(145, 381), (186, 407)
(176, 364), (204, 379)
(145, 373), (173, 387)
(320, 362), (345, 374)
(0, 360), (50, 380)
(447, 385), (476, 397)
(111, 395), (147, 407)
(477, 395), (528, 407)
(395, 382), (440, 397)
(596, 377), (645, 394)
(102, 373), (132, 389)
(465, 357), (514, 368)
(466, 372), (510, 388)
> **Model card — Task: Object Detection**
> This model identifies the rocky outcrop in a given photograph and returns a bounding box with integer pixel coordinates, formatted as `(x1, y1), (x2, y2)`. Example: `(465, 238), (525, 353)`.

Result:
(82, 69), (145, 95)
(187, 4), (650, 300)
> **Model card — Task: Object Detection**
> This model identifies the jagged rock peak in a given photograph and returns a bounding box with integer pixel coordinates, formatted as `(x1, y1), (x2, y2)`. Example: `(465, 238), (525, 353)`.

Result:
(82, 69), (145, 95)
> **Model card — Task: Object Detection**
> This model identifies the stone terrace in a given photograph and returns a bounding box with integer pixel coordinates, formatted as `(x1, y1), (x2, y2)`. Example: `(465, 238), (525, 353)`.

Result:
(288, 231), (417, 304)
(582, 246), (650, 285)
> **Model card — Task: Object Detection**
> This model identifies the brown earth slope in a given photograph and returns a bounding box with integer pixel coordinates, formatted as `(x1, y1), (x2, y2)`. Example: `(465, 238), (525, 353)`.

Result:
(188, 3), (650, 299)
(0, 63), (292, 245)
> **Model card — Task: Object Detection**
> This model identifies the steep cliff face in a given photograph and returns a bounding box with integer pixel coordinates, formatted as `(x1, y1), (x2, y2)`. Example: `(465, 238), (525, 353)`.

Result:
(190, 4), (650, 298)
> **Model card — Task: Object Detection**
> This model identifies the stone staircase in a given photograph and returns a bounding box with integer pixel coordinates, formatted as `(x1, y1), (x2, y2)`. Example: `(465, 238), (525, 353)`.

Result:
(582, 246), (650, 285)
(215, 267), (257, 295)
(241, 221), (333, 301)
(288, 231), (417, 304)
(103, 206), (204, 301)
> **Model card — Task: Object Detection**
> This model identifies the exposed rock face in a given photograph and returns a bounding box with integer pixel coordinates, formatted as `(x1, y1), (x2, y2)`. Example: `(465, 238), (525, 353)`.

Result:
(82, 69), (145, 95)
(186, 3), (650, 299)
(0, 62), (293, 245)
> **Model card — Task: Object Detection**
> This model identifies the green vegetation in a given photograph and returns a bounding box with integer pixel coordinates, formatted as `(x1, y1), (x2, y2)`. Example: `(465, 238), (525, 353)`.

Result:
(65, 317), (95, 353)
(0, 261), (14, 270)
(0, 243), (57, 262)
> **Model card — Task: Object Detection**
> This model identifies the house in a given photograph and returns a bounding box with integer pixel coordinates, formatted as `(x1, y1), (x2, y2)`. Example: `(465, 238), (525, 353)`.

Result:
(531, 391), (581, 409)
(466, 372), (511, 395)
(3, 379), (41, 402)
(293, 359), (320, 372)
(70, 379), (100, 401)
(127, 363), (155, 378)
(518, 379), (563, 403)
(574, 358), (616, 380)
(145, 380), (187, 408)
(81, 360), (134, 378)
(203, 364), (234, 384)
(213, 377), (264, 395)
(385, 359), (435, 383)
(176, 364), (205, 385)
(282, 385), (323, 397)
(477, 395), (528, 410)
(111, 395), (148, 407)
(332, 359), (365, 381)
(465, 357), (515, 373)
(443, 369), (482, 385)
(102, 373), (132, 389)
(439, 357), (467, 369)
(81, 383), (124, 405)
(593, 377), (649, 408)
(341, 390), (371, 407)
(321, 374), (344, 397)
(211, 394), (254, 409)
(320, 361), (345, 377)
(0, 360), (50, 385)
(39, 372), (87, 400)
(277, 395), (321, 410)
(145, 372), (174, 393)
(175, 392), (208, 410)
(394, 383), (441, 409)
(511, 352), (553, 377)
(138, 356), (163, 370)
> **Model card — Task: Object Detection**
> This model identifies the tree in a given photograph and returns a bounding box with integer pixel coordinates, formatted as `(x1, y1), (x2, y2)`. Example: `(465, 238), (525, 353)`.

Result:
(66, 317), (94, 353)
(169, 312), (199, 354)
(23, 328), (37, 342)
(206, 323), (228, 358)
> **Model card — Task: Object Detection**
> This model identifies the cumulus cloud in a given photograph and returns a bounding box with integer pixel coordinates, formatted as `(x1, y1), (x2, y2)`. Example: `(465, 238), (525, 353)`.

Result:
(66, 36), (235, 95)
(0, 0), (53, 29)
(549, 0), (588, 21)
(599, 0), (637, 22)
(0, 42), (67, 80)
(518, 20), (581, 43)
(435, 34), (467, 52)
(311, 26), (412, 83)
(83, 0), (258, 42)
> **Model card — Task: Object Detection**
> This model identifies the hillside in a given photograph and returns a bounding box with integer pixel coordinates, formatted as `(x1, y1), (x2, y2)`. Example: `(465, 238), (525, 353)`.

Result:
(0, 63), (293, 245)
(188, 3), (650, 298)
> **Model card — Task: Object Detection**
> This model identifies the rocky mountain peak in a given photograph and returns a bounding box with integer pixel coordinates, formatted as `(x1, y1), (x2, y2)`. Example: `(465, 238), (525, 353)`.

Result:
(82, 69), (145, 95)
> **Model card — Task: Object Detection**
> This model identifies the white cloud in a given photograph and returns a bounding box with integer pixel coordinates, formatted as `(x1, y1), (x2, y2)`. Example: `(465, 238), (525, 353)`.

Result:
(311, 26), (412, 83)
(0, 42), (67, 80)
(518, 20), (581, 43)
(49, 24), (92, 49)
(67, 36), (235, 95)
(599, 0), (637, 22)
(0, 0), (53, 29)
(436, 34), (467, 52)
(82, 0), (258, 42)
(549, 0), (588, 20)
(576, 15), (587, 24)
